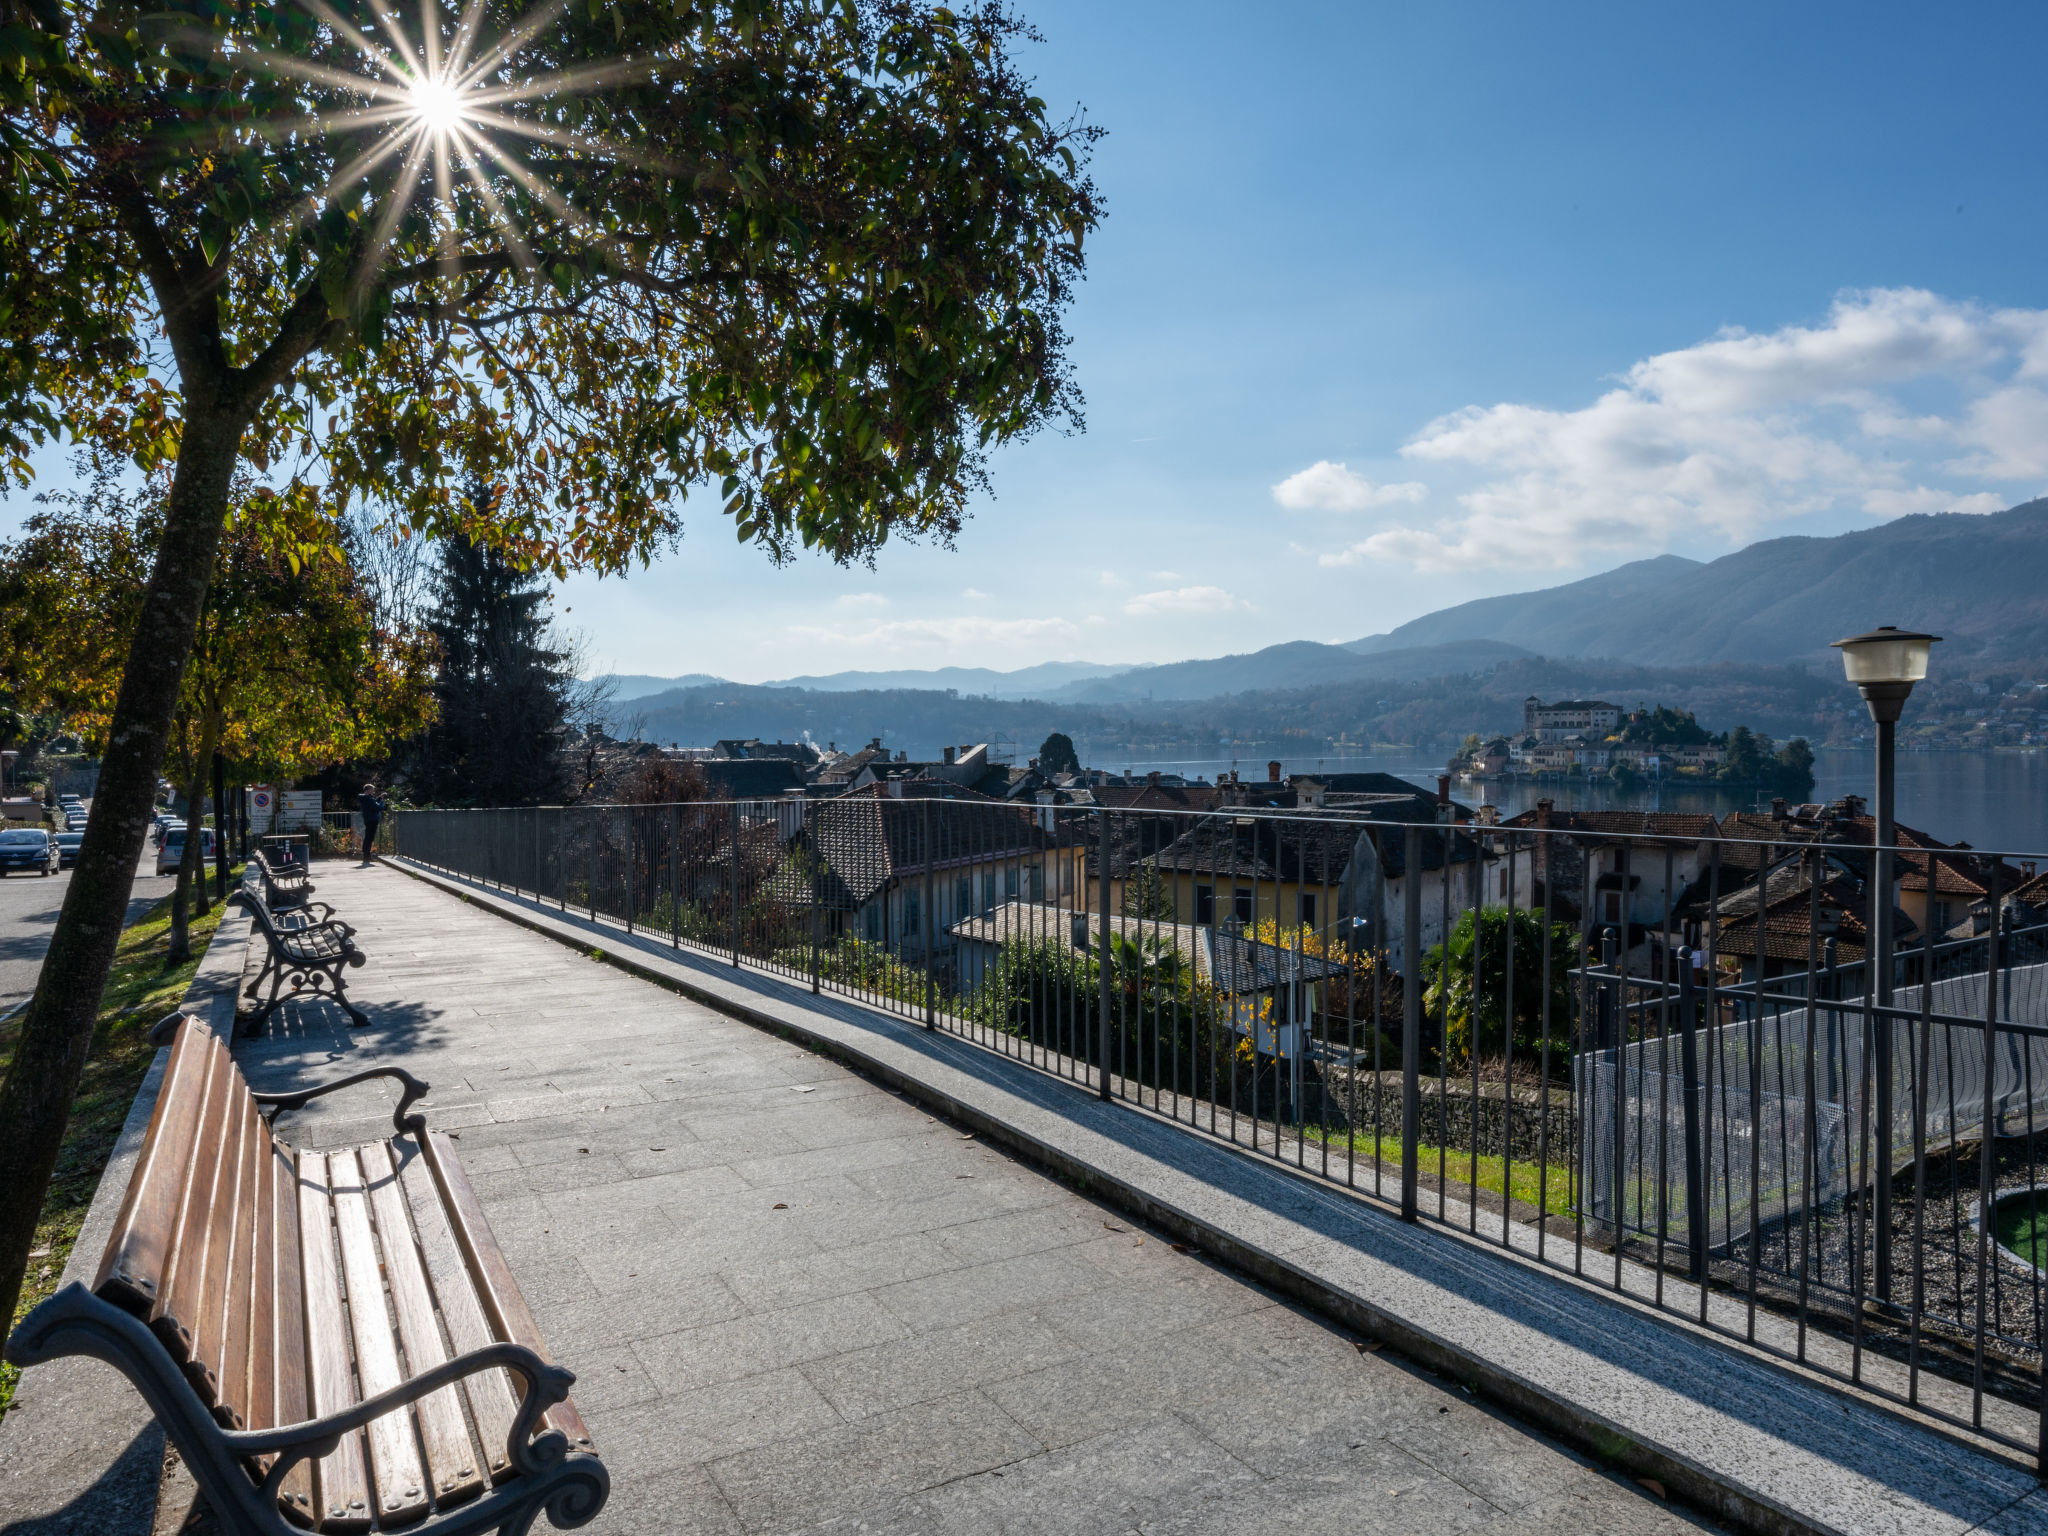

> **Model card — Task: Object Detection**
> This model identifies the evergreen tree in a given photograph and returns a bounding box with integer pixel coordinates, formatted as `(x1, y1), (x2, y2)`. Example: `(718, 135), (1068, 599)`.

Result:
(414, 532), (575, 804)
(1038, 731), (1081, 777)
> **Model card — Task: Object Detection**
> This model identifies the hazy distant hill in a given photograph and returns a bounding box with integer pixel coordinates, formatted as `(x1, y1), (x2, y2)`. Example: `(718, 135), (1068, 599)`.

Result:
(1347, 501), (2048, 665)
(606, 672), (729, 701)
(1046, 638), (1535, 703)
(768, 660), (1129, 698)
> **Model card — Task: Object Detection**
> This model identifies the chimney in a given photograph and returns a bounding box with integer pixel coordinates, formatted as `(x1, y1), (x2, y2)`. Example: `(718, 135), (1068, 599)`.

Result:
(1437, 775), (1451, 807)
(869, 737), (882, 750)
(1028, 757), (1039, 770)
(1771, 798), (1788, 819)
(942, 746), (956, 765)
(1267, 760), (1282, 783)
(1147, 771), (1161, 787)
(1536, 797), (1553, 830)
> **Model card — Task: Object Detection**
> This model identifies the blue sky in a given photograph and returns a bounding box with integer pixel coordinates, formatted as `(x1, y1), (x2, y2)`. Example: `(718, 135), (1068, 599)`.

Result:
(562, 1), (2048, 681)
(17, 3), (2048, 683)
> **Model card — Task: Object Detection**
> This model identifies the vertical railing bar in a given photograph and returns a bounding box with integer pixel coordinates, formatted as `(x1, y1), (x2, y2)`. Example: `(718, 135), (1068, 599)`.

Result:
(1096, 806), (1112, 1096)
(1538, 833), (1553, 1263)
(1797, 854), (1822, 1363)
(1910, 849), (1935, 1405)
(1438, 822), (1452, 1222)
(1503, 831), (1517, 1250)
(1655, 840), (1672, 1308)
(1401, 825), (1422, 1223)
(1973, 860), (2003, 1431)
(923, 796), (936, 1028)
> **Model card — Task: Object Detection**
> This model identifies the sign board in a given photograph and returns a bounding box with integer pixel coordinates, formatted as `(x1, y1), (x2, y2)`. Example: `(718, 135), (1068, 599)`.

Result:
(246, 786), (322, 833)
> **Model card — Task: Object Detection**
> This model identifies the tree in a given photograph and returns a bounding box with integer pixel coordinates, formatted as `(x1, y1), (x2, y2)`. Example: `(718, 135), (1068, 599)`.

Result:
(1038, 732), (1081, 777)
(1719, 725), (1768, 783)
(1766, 737), (1816, 799)
(1423, 907), (1577, 1068)
(0, 458), (437, 959)
(411, 528), (577, 805)
(0, 0), (1097, 1326)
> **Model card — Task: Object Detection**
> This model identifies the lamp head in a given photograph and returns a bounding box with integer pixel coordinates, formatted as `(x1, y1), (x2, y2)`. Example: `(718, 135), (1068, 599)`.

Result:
(1832, 626), (1940, 723)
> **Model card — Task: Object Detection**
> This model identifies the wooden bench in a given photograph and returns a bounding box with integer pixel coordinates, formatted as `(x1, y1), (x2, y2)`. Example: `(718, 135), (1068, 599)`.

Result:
(236, 885), (370, 1031)
(255, 848), (317, 910)
(4, 1016), (607, 1535)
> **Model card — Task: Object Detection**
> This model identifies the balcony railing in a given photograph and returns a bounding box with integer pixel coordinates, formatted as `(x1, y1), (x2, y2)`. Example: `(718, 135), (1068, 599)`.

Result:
(392, 796), (2048, 1467)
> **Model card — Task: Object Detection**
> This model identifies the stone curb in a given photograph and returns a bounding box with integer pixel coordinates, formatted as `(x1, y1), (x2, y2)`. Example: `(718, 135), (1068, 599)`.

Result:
(382, 858), (2048, 1536)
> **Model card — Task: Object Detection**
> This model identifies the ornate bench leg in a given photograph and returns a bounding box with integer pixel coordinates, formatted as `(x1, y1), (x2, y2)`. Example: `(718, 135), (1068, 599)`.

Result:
(330, 962), (371, 1029)
(5, 1285), (300, 1535)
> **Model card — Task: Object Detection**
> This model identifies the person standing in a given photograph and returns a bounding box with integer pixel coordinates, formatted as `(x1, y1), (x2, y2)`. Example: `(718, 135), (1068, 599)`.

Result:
(357, 781), (387, 865)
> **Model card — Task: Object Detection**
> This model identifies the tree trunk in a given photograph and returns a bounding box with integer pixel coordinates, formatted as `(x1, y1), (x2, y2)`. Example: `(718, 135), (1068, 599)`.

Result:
(169, 714), (221, 962)
(0, 405), (247, 1334)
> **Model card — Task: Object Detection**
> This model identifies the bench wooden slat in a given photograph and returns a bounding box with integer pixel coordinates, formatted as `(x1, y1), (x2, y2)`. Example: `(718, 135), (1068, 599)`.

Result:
(395, 1155), (521, 1484)
(48, 1017), (605, 1533)
(157, 1036), (240, 1371)
(330, 1149), (430, 1527)
(366, 1143), (486, 1508)
(268, 1137), (316, 1526)
(190, 1088), (259, 1420)
(95, 1024), (212, 1316)
(421, 1132), (592, 1453)
(297, 1151), (372, 1533)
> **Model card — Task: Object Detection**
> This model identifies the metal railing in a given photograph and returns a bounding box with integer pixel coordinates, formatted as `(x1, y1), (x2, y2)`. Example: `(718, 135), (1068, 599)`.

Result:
(393, 796), (2048, 1465)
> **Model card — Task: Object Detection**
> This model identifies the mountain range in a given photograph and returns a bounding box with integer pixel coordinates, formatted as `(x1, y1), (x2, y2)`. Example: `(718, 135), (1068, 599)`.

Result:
(600, 500), (2048, 743)
(1346, 499), (2048, 666)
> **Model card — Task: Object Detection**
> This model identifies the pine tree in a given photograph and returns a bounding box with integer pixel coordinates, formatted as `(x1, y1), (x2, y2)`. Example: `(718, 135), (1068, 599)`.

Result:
(414, 532), (576, 805)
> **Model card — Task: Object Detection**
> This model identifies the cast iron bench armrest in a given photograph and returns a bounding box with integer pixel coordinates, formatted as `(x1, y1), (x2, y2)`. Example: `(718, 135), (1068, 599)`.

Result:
(148, 1014), (424, 1137)
(225, 1339), (576, 1500)
(7, 1285), (599, 1536)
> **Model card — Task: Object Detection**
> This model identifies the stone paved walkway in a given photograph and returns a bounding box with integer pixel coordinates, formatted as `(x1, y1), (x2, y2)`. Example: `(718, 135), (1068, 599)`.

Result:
(239, 863), (1712, 1535)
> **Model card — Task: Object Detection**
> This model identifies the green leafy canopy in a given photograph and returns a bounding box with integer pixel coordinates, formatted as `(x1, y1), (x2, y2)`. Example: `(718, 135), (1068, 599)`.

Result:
(0, 0), (1100, 569)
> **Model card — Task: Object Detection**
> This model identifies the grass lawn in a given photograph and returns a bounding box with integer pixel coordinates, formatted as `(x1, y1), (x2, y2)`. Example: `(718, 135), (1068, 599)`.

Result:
(0, 875), (241, 1417)
(1993, 1191), (2048, 1271)
(1309, 1127), (1578, 1219)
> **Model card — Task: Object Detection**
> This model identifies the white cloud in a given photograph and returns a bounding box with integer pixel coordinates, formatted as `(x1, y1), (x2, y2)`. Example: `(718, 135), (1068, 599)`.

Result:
(960, 587), (990, 599)
(834, 592), (891, 610)
(1271, 460), (1429, 511)
(1325, 287), (2044, 572)
(1122, 585), (1251, 616)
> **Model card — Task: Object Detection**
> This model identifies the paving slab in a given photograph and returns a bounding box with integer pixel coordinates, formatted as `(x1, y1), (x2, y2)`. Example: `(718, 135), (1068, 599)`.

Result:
(380, 855), (2048, 1536)
(203, 860), (1719, 1536)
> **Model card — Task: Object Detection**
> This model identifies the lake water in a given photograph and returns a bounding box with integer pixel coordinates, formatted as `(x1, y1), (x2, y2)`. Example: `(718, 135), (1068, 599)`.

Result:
(1110, 747), (2048, 858)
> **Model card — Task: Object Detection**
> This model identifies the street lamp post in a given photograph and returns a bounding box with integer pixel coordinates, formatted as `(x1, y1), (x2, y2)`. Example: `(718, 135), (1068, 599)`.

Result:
(1831, 625), (1940, 1302)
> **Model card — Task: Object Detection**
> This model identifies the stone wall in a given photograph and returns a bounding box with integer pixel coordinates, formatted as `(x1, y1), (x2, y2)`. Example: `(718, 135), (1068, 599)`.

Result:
(1319, 1067), (1576, 1165)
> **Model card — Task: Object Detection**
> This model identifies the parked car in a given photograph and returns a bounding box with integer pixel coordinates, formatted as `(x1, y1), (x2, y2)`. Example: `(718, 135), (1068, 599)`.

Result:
(54, 830), (83, 868)
(157, 825), (213, 877)
(0, 826), (58, 876)
(152, 815), (180, 850)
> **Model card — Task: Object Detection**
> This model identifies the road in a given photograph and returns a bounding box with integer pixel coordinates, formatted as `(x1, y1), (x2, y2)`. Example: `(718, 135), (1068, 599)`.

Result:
(0, 819), (175, 1019)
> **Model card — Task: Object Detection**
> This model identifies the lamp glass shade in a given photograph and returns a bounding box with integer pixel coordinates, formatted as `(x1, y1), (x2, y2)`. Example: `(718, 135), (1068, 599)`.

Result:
(1832, 627), (1938, 686)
